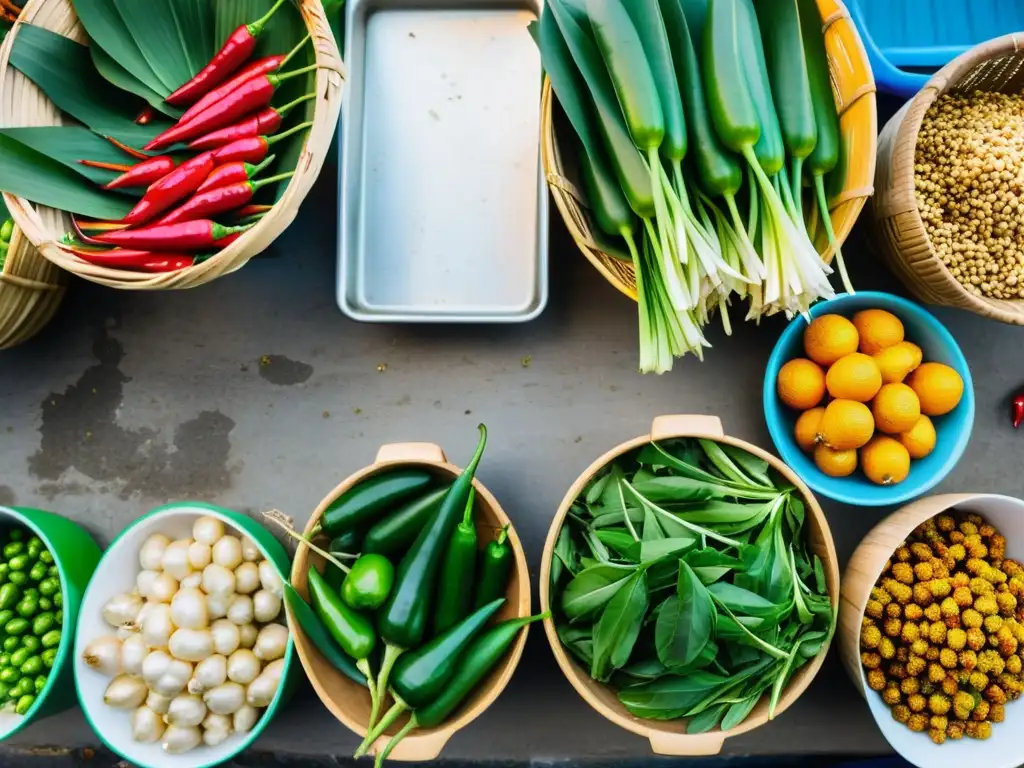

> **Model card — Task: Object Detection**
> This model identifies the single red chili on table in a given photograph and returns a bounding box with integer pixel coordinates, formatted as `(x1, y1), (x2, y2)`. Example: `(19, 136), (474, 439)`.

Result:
(178, 35), (311, 126)
(62, 245), (195, 273)
(211, 121), (313, 165)
(94, 220), (252, 251)
(1012, 393), (1024, 429)
(196, 155), (276, 194)
(165, 0), (288, 106)
(155, 172), (294, 226)
(121, 153), (216, 226)
(104, 155), (178, 190)
(187, 94), (315, 150)
(146, 65), (318, 151)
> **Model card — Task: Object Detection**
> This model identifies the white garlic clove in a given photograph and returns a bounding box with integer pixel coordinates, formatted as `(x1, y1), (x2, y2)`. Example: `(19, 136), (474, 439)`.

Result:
(169, 628), (214, 662)
(170, 587), (209, 631)
(167, 693), (207, 727)
(188, 654), (227, 694)
(238, 623), (258, 649)
(253, 623), (288, 662)
(204, 681), (246, 715)
(121, 633), (147, 677)
(234, 562), (260, 595)
(226, 594), (254, 626)
(102, 592), (143, 629)
(212, 536), (243, 570)
(82, 635), (122, 677)
(146, 690), (172, 715)
(258, 560), (283, 598)
(139, 534), (171, 572)
(226, 649), (260, 685)
(252, 589), (282, 623)
(131, 705), (166, 743)
(233, 703), (259, 733)
(162, 724), (202, 754)
(193, 516), (225, 547)
(103, 674), (148, 709)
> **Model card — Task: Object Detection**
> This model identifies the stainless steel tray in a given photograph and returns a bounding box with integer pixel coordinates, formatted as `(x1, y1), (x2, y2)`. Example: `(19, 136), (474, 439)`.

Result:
(338, 0), (548, 323)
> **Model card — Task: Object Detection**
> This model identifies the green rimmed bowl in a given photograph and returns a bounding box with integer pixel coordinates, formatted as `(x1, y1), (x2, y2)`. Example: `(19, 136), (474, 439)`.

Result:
(73, 502), (297, 768)
(0, 506), (102, 740)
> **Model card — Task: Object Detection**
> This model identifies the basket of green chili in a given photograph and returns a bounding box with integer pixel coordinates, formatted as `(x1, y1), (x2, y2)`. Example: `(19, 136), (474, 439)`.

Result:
(0, 0), (342, 289)
(281, 429), (536, 765)
(540, 415), (839, 755)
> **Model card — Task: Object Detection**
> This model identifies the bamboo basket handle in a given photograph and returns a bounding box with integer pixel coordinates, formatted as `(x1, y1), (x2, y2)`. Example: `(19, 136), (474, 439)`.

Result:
(375, 443), (447, 464)
(649, 730), (725, 756)
(650, 415), (725, 441)
(370, 727), (453, 761)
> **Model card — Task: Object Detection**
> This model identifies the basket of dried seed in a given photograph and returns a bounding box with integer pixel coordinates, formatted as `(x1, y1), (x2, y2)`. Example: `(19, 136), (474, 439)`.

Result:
(873, 33), (1024, 325)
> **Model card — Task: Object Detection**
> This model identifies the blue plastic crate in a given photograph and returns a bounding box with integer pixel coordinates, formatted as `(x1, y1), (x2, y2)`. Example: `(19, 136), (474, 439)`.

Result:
(847, 0), (1024, 98)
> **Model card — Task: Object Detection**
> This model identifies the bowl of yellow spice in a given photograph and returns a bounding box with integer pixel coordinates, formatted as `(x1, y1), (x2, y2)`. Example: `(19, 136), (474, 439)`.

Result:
(839, 493), (1024, 768)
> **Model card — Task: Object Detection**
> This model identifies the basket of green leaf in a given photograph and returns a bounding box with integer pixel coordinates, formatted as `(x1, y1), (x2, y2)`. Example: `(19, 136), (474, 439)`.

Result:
(540, 415), (839, 755)
(0, 0), (342, 290)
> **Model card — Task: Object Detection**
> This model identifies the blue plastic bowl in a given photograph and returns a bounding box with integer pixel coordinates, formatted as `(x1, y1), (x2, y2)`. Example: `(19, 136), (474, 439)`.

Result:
(763, 292), (974, 506)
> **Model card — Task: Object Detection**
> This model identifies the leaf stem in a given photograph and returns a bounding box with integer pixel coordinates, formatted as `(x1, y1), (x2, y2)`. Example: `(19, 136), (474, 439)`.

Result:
(262, 509), (351, 573)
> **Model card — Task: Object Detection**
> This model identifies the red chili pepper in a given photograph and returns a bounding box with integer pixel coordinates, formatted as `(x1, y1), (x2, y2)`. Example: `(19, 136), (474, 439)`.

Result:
(72, 216), (129, 235)
(62, 245), (195, 272)
(210, 121), (313, 165)
(104, 156), (178, 190)
(79, 160), (133, 173)
(121, 153), (216, 227)
(1013, 393), (1024, 429)
(213, 231), (245, 248)
(155, 172), (293, 226)
(94, 220), (252, 251)
(178, 35), (311, 126)
(165, 0), (288, 106)
(146, 65), (317, 151)
(233, 204), (274, 218)
(187, 94), (314, 150)
(135, 106), (157, 125)
(196, 155), (276, 195)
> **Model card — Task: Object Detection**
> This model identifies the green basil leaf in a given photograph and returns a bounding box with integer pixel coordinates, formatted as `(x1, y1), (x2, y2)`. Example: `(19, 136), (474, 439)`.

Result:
(631, 474), (720, 503)
(618, 670), (729, 719)
(812, 555), (827, 595)
(707, 582), (785, 618)
(615, 657), (670, 683)
(686, 702), (727, 733)
(595, 529), (640, 560)
(669, 500), (768, 525)
(639, 537), (697, 563)
(591, 508), (644, 528)
(720, 443), (773, 487)
(558, 624), (594, 667)
(592, 570), (648, 681)
(721, 691), (761, 731)
(585, 471), (611, 506)
(642, 507), (665, 541)
(654, 560), (716, 670)
(691, 566), (731, 584)
(561, 563), (635, 622)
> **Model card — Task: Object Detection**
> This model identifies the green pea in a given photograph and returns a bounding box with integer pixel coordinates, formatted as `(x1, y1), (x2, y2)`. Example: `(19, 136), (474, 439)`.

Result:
(7, 572), (26, 587)
(0, 610), (15, 627)
(54, 610), (62, 625)
(6, 530), (22, 542)
(33, 675), (46, 694)
(0, 654), (10, 667)
(15, 694), (34, 715)
(26, 543), (41, 560)
(31, 613), (53, 636)
(2, 637), (17, 653)
(0, 583), (19, 612)
(19, 636), (39, 654)
(10, 648), (30, 668)
(7, 555), (29, 572)
(37, 598), (51, 612)
(8, 679), (29, 699)
(40, 631), (60, 651)
(39, 579), (59, 598)
(20, 656), (42, 676)
(4, 618), (28, 636)
(15, 599), (37, 619)
(40, 649), (57, 669)
(0, 667), (21, 684)
(52, 592), (61, 608)
(0, 566), (9, 585)
(1, 542), (22, 560)
(28, 563), (46, 583)
(46, 566), (57, 578)
(0, 682), (10, 701)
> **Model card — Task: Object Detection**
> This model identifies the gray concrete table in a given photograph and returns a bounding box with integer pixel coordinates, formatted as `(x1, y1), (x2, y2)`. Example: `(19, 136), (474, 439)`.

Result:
(0, 164), (1014, 762)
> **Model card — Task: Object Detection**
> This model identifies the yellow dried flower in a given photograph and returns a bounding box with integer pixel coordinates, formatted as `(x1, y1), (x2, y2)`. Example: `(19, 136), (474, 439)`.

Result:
(892, 562), (915, 585)
(927, 646), (941, 662)
(997, 625), (1018, 656)
(882, 685), (902, 705)
(968, 541), (989, 560)
(947, 543), (967, 562)
(907, 655), (927, 677)
(905, 604), (924, 621)
(928, 728), (946, 744)
(911, 542), (934, 561)
(931, 560), (951, 580)
(879, 636), (896, 660)
(861, 651), (881, 670)
(865, 600), (884, 620)
(1003, 560), (1023, 577)
(990, 703), (1006, 723)
(872, 586), (893, 606)
(954, 587), (974, 608)
(984, 615), (1004, 633)
(902, 622), (921, 644)
(940, 648), (958, 669)
(886, 602), (903, 619)
(960, 521), (979, 536)
(971, 577), (995, 596)
(975, 595), (999, 616)
(896, 545), (912, 562)
(967, 558), (986, 576)
(911, 638), (929, 657)
(913, 583), (934, 606)
(861, 624), (882, 649)
(978, 650), (1006, 675)
(950, 531), (966, 545)
(947, 721), (965, 739)
(927, 693), (951, 715)
(962, 609), (984, 629)
(924, 603), (942, 622)
(867, 669), (887, 691)
(1007, 654), (1022, 675)
(991, 536), (1007, 560)
(971, 700), (990, 721)
(979, 523), (996, 539)
(941, 598), (960, 619)
(914, 562), (934, 582)
(969, 671), (989, 691)
(937, 515), (955, 533)
(907, 713), (928, 732)
(892, 704), (911, 724)
(930, 580), (952, 600)
(953, 690), (975, 720)
(885, 617), (903, 637)
(942, 676), (959, 697)
(928, 662), (947, 683)
(952, 572), (971, 589)
(966, 721), (992, 740)
(967, 628), (987, 651)
(959, 650), (978, 671)
(907, 692), (926, 712)
(997, 591), (1017, 615)
(985, 684), (1008, 705)
(947, 628), (967, 650)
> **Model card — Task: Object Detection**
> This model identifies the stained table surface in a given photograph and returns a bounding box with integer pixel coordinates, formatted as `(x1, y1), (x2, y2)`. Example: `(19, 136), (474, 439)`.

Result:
(0, 156), (1014, 761)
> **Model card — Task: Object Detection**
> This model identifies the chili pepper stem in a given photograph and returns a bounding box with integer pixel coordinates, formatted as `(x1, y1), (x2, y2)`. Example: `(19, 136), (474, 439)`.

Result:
(272, 63), (320, 85)
(355, 657), (381, 731)
(355, 692), (409, 757)
(375, 718), (417, 768)
(267, 120), (314, 146)
(249, 0), (287, 36)
(253, 172), (295, 190)
(496, 525), (509, 545)
(103, 136), (149, 160)
(78, 160), (132, 172)
(276, 92), (316, 118)
(282, 34), (313, 68)
(262, 510), (351, 574)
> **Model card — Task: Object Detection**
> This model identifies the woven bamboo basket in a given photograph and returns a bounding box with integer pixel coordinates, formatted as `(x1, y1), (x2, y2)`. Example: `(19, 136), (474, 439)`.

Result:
(541, 0), (877, 300)
(872, 34), (1024, 325)
(0, 222), (65, 348)
(0, 0), (343, 290)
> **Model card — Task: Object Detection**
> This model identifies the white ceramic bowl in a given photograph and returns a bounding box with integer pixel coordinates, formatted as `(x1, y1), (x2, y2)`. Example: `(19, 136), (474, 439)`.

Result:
(73, 503), (295, 768)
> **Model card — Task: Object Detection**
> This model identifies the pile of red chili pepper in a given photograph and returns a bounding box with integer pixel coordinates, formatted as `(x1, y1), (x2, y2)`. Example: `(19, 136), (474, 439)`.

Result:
(267, 425), (547, 767)
(64, 0), (317, 274)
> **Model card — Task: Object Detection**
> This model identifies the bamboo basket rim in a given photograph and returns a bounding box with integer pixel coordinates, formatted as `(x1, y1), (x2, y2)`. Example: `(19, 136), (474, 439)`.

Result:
(540, 0), (877, 303)
(288, 441), (532, 761)
(0, 0), (344, 291)
(0, 221), (66, 349)
(873, 33), (1024, 325)
(538, 415), (840, 756)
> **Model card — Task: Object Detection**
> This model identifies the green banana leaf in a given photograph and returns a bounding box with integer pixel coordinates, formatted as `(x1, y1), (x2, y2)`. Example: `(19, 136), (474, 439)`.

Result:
(0, 134), (134, 220)
(0, 127), (145, 192)
(72, 0), (170, 96)
(90, 45), (182, 119)
(112, 0), (203, 92)
(10, 24), (170, 146)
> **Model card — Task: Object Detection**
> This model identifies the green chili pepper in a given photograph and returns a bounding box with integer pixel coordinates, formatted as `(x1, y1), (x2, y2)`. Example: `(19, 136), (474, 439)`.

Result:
(7, 555), (28, 572)
(362, 486), (450, 557)
(28, 562), (47, 582)
(31, 613), (54, 637)
(311, 468), (434, 539)
(10, 648), (30, 668)
(283, 583), (366, 686)
(2, 638), (16, 653)
(15, 694), (34, 715)
(8, 572), (26, 587)
(5, 618), (28, 636)
(20, 656), (42, 676)
(38, 551), (53, 565)
(37, 598), (51, 612)
(20, 636), (40, 654)
(341, 554), (395, 611)
(2, 542), (23, 559)
(474, 526), (513, 609)
(374, 425), (488, 704)
(433, 488), (477, 634)
(41, 648), (57, 668)
(0, 583), (19, 611)
(329, 529), (364, 556)
(33, 675), (46, 694)
(40, 630), (60, 650)
(0, 668), (20, 685)
(16, 598), (37, 619)
(370, 612), (550, 766)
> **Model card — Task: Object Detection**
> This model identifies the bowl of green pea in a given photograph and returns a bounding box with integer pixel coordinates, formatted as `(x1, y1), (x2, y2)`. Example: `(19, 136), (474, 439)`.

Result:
(0, 507), (102, 739)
